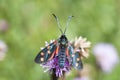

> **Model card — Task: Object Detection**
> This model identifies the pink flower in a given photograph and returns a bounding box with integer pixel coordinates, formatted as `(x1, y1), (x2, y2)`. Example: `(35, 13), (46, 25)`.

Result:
(0, 20), (8, 32)
(74, 77), (90, 80)
(71, 36), (91, 58)
(41, 56), (71, 77)
(0, 40), (8, 61)
(93, 43), (119, 73)
(39, 37), (91, 77)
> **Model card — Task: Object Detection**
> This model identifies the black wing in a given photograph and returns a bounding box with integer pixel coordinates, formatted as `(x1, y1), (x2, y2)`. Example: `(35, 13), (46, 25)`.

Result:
(34, 40), (57, 63)
(71, 52), (83, 70)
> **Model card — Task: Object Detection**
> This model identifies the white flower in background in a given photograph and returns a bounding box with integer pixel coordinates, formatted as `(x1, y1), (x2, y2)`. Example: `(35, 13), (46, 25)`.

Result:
(71, 36), (91, 58)
(93, 43), (119, 73)
(0, 40), (8, 61)
(0, 19), (8, 32)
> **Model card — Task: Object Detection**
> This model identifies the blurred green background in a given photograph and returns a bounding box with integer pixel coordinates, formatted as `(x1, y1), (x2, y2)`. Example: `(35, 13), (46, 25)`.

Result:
(0, 0), (120, 80)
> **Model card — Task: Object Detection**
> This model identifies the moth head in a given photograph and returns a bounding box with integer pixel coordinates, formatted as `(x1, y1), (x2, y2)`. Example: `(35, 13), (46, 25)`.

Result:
(59, 34), (68, 45)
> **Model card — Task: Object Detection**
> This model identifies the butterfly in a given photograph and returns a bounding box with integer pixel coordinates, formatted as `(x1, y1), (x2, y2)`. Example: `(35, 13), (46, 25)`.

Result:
(34, 14), (83, 70)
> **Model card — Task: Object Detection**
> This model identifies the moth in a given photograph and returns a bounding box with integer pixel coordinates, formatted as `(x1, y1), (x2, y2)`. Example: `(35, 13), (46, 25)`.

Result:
(34, 14), (83, 70)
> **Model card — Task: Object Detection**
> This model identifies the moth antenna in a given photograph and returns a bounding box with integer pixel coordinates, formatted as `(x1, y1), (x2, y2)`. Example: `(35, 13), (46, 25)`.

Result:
(64, 16), (74, 34)
(52, 14), (63, 34)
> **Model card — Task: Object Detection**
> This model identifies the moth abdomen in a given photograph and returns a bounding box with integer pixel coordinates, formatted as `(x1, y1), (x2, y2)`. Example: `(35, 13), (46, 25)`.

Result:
(58, 49), (66, 68)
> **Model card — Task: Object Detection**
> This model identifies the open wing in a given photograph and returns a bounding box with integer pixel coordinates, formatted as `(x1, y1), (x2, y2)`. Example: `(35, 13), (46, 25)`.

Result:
(72, 52), (83, 70)
(34, 40), (57, 63)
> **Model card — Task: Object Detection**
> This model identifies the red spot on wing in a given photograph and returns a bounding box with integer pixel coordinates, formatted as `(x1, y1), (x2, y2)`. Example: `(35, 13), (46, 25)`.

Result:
(48, 40), (58, 61)
(48, 51), (55, 61)
(66, 48), (69, 57)
(55, 46), (59, 55)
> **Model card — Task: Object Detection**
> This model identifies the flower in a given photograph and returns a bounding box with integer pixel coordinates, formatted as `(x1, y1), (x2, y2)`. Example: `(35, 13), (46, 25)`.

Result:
(40, 37), (91, 77)
(71, 36), (91, 58)
(0, 19), (8, 32)
(92, 43), (119, 73)
(41, 56), (71, 77)
(0, 40), (8, 61)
